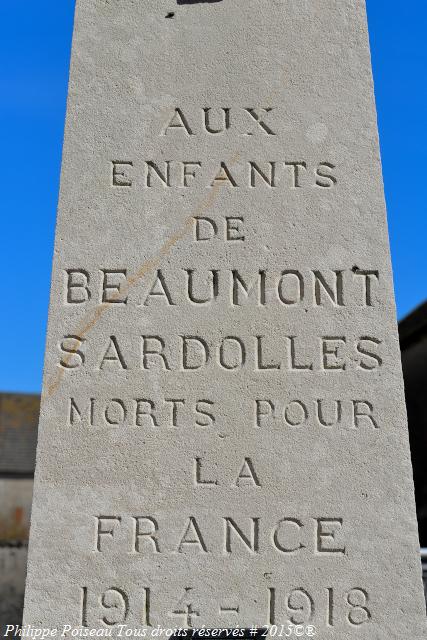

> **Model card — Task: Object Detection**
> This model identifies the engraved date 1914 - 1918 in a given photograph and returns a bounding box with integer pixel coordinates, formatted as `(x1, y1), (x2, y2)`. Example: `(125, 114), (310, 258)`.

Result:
(80, 585), (371, 629)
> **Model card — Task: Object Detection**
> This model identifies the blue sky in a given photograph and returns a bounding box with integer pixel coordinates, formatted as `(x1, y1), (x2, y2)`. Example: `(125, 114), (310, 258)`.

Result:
(0, 1), (426, 393)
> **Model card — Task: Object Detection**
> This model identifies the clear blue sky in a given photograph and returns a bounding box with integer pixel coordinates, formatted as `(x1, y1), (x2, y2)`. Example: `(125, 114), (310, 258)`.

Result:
(1, 2), (426, 393)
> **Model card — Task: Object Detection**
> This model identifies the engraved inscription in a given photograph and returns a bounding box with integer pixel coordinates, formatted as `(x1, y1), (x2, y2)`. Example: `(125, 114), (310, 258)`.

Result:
(93, 516), (347, 557)
(63, 267), (380, 308)
(58, 334), (383, 372)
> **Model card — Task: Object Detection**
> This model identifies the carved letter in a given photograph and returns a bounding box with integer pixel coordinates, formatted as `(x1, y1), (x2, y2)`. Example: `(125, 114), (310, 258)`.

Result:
(211, 162), (238, 187)
(284, 161), (307, 188)
(322, 337), (346, 371)
(278, 270), (304, 305)
(316, 518), (345, 554)
(99, 336), (128, 370)
(186, 269), (219, 304)
(182, 162), (202, 187)
(353, 269), (379, 306)
(313, 271), (344, 306)
(356, 337), (382, 370)
(195, 400), (215, 427)
(194, 217), (218, 242)
(141, 336), (171, 370)
(66, 269), (90, 304)
(224, 518), (259, 553)
(145, 161), (171, 187)
(163, 108), (193, 135)
(353, 400), (379, 429)
(273, 518), (305, 554)
(203, 107), (230, 134)
(143, 270), (175, 306)
(95, 516), (121, 552)
(59, 336), (85, 369)
(112, 161), (133, 187)
(181, 336), (209, 370)
(178, 517), (208, 553)
(255, 399), (275, 428)
(315, 162), (337, 187)
(133, 517), (160, 553)
(235, 458), (261, 487)
(194, 458), (218, 486)
(249, 162), (277, 187)
(244, 108), (276, 135)
(288, 337), (313, 371)
(101, 269), (128, 304)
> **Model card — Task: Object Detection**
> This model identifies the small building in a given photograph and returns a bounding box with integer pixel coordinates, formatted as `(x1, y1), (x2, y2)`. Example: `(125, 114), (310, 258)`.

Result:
(0, 393), (38, 633)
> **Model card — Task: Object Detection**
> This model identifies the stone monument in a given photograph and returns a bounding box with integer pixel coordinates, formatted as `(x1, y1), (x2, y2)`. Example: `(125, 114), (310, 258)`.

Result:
(24, 0), (426, 635)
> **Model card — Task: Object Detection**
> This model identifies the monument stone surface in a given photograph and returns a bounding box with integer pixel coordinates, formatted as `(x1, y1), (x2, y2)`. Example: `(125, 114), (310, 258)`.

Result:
(24, 0), (426, 635)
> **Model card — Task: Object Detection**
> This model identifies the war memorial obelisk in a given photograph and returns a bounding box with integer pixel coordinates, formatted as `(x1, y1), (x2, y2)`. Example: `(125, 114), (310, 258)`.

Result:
(24, 1), (426, 635)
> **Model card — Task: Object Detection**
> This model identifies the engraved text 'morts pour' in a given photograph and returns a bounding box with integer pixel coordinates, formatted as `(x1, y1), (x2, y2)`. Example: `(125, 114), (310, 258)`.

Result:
(24, 1), (426, 635)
